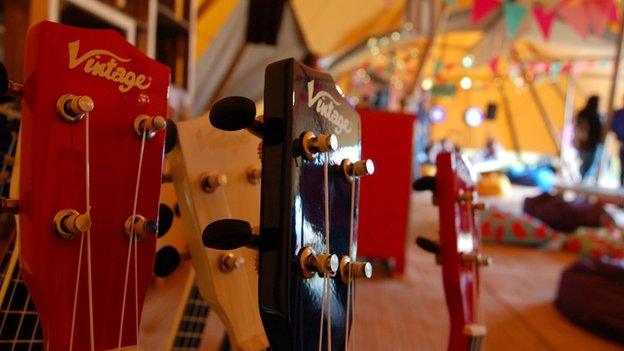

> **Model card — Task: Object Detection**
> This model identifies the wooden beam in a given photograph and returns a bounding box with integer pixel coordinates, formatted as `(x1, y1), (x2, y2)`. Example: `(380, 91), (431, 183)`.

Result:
(496, 78), (522, 158)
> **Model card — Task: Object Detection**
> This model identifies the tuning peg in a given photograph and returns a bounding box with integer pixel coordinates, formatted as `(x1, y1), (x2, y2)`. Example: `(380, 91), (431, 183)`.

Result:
(461, 252), (492, 267)
(0, 62), (22, 98)
(202, 219), (259, 250)
(165, 119), (178, 154)
(53, 209), (92, 240)
(125, 214), (157, 240)
(134, 115), (166, 139)
(299, 247), (339, 278)
(246, 165), (262, 184)
(339, 256), (373, 283)
(56, 94), (94, 123)
(0, 198), (19, 214)
(342, 159), (374, 182)
(157, 203), (174, 238)
(200, 172), (227, 192)
(154, 245), (181, 278)
(415, 236), (441, 255)
(209, 96), (263, 138)
(300, 131), (338, 160)
(220, 252), (246, 272)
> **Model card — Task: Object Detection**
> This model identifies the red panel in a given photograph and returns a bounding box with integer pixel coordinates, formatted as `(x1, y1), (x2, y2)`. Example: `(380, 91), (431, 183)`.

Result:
(357, 108), (416, 274)
(19, 21), (169, 350)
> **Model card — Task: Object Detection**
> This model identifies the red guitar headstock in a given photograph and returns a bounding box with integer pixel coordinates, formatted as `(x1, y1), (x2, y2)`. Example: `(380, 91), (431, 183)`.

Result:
(18, 21), (169, 350)
(414, 152), (491, 351)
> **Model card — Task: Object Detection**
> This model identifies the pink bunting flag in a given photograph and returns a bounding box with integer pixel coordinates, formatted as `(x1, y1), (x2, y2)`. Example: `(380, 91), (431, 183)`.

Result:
(558, 2), (590, 39)
(609, 0), (619, 22)
(587, 0), (611, 35)
(489, 57), (500, 74)
(472, 0), (502, 24)
(533, 5), (557, 39)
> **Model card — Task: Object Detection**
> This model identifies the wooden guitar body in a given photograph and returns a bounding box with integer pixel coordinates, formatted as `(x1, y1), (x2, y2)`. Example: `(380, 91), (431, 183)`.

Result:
(18, 21), (169, 350)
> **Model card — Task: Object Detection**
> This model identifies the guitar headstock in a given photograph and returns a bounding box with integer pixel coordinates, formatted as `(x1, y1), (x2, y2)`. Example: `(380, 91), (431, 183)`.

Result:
(206, 58), (374, 350)
(414, 152), (490, 351)
(166, 115), (268, 350)
(18, 21), (169, 350)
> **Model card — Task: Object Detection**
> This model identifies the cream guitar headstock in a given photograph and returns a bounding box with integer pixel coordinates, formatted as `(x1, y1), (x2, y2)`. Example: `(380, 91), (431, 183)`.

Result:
(167, 116), (268, 350)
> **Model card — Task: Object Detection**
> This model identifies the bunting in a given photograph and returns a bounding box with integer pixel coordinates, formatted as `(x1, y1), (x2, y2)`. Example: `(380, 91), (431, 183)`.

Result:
(472, 0), (501, 24)
(503, 2), (529, 37)
(532, 5), (557, 40)
(558, 2), (591, 39)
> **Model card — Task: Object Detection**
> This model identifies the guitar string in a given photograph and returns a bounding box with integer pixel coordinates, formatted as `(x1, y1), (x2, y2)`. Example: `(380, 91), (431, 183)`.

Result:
(183, 284), (203, 348)
(0, 259), (20, 335)
(27, 313), (39, 350)
(344, 177), (356, 350)
(68, 225), (85, 351)
(85, 112), (95, 351)
(317, 150), (332, 351)
(11, 293), (30, 350)
(117, 128), (147, 348)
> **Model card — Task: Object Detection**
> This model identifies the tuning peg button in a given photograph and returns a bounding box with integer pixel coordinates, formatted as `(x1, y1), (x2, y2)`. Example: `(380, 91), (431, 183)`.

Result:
(134, 115), (166, 139)
(461, 252), (492, 267)
(246, 165), (261, 184)
(301, 131), (338, 160)
(200, 172), (227, 192)
(202, 219), (258, 250)
(299, 247), (339, 278)
(342, 159), (374, 182)
(339, 256), (373, 283)
(124, 214), (157, 240)
(57, 94), (94, 123)
(53, 209), (91, 240)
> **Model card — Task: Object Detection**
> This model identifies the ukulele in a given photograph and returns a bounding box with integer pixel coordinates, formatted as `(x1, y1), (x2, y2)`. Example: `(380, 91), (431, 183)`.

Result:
(414, 152), (491, 351)
(166, 114), (268, 350)
(204, 58), (374, 350)
(14, 21), (169, 351)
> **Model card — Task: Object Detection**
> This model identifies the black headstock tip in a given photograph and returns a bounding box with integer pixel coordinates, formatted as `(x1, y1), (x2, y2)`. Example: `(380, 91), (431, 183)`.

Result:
(157, 203), (174, 238)
(415, 236), (441, 255)
(202, 219), (253, 250)
(209, 96), (256, 132)
(413, 176), (436, 192)
(154, 245), (181, 278)
(164, 119), (178, 154)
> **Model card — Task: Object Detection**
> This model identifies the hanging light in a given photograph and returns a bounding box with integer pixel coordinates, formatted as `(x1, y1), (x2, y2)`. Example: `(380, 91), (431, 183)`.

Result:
(460, 76), (472, 90)
(461, 55), (475, 68)
(391, 31), (401, 41)
(464, 107), (484, 127)
(429, 105), (447, 124)
(367, 37), (378, 47)
(421, 78), (433, 91)
(404, 22), (414, 31)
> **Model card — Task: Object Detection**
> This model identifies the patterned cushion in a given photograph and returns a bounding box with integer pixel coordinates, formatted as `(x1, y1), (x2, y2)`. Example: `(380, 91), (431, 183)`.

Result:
(479, 207), (556, 246)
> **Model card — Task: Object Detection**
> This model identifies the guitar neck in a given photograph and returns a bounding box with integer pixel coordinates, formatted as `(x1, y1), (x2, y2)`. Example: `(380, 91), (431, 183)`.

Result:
(0, 240), (43, 349)
(464, 324), (486, 351)
(171, 282), (210, 350)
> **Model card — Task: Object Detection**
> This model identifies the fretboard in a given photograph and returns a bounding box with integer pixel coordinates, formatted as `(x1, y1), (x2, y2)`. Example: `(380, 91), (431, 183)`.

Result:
(172, 283), (210, 350)
(0, 242), (43, 350)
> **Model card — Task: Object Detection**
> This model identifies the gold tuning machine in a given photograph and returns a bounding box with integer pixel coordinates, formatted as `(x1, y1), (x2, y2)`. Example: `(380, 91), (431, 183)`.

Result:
(246, 165), (261, 184)
(134, 115), (166, 139)
(339, 256), (373, 283)
(301, 131), (338, 160)
(124, 214), (157, 240)
(461, 252), (492, 267)
(299, 247), (339, 278)
(56, 94), (94, 123)
(342, 159), (375, 182)
(220, 252), (246, 272)
(0, 198), (19, 214)
(457, 190), (475, 203)
(53, 209), (91, 240)
(200, 172), (227, 192)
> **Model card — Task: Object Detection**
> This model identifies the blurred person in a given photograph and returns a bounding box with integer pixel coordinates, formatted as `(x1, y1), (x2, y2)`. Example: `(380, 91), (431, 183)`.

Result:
(611, 96), (624, 185)
(573, 95), (603, 179)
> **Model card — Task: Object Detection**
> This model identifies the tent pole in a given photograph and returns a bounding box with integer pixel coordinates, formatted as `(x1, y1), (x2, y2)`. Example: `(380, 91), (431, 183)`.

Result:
(596, 0), (624, 180)
(513, 48), (562, 154)
(559, 74), (579, 182)
(496, 78), (522, 159)
(207, 43), (247, 109)
(406, 0), (449, 97)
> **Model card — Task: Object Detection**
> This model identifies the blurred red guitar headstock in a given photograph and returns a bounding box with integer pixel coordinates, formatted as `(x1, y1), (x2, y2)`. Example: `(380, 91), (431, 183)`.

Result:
(17, 21), (169, 351)
(414, 152), (491, 351)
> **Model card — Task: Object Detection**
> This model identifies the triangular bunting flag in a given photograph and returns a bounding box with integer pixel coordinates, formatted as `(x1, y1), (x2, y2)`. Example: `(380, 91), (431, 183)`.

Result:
(558, 2), (590, 39)
(489, 57), (500, 74)
(533, 5), (557, 40)
(472, 0), (501, 24)
(503, 2), (529, 37)
(587, 0), (610, 35)
(608, 0), (619, 22)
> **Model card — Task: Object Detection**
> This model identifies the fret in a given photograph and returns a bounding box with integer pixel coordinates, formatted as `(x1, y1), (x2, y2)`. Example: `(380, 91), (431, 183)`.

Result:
(172, 283), (210, 350)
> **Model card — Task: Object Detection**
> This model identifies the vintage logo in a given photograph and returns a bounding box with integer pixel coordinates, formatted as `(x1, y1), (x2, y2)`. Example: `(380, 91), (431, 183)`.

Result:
(307, 80), (352, 134)
(68, 40), (151, 93)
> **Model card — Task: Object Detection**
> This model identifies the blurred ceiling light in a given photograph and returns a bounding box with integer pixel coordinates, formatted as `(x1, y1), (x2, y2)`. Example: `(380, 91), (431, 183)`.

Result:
(379, 37), (390, 47)
(421, 78), (433, 91)
(391, 31), (401, 41)
(367, 37), (378, 47)
(464, 107), (484, 127)
(460, 76), (472, 90)
(461, 55), (475, 68)
(404, 22), (414, 31)
(429, 105), (447, 124)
